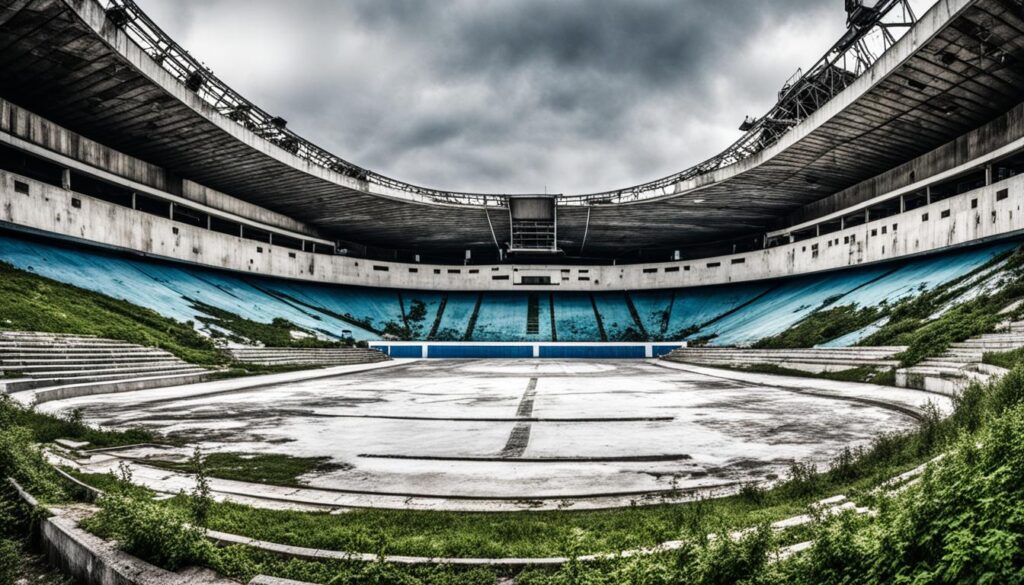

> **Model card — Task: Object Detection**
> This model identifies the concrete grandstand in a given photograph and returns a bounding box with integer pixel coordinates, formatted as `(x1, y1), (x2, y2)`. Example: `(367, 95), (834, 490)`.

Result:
(1, 0), (1024, 583)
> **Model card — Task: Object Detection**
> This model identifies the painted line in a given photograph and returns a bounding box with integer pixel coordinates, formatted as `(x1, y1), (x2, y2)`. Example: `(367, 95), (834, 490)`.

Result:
(303, 414), (676, 422)
(359, 453), (694, 463)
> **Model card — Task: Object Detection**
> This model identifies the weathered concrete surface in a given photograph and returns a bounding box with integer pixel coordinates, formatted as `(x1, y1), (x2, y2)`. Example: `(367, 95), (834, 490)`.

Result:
(39, 514), (235, 585)
(44, 359), (947, 511)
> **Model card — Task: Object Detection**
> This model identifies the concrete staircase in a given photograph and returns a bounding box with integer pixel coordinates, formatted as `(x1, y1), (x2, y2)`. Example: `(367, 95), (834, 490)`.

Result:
(896, 320), (1024, 394)
(0, 331), (212, 398)
(226, 347), (390, 367)
(663, 346), (906, 374)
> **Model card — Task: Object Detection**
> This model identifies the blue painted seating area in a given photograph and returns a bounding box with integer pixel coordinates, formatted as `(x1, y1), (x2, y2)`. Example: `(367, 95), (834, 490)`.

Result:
(0, 231), (1015, 346)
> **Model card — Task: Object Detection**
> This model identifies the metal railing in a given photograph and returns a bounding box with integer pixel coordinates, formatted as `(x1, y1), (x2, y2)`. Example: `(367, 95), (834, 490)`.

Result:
(104, 0), (925, 207)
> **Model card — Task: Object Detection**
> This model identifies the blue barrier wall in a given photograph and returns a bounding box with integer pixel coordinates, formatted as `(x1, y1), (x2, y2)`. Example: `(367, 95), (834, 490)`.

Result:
(426, 344), (534, 358)
(538, 345), (646, 359)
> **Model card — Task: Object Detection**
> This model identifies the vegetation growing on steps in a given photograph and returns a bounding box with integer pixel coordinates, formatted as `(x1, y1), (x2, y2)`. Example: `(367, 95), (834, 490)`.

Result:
(860, 266), (1024, 366)
(983, 346), (1024, 369)
(723, 363), (897, 386)
(0, 261), (224, 365)
(753, 303), (882, 349)
(190, 300), (356, 348)
(743, 246), (1024, 367)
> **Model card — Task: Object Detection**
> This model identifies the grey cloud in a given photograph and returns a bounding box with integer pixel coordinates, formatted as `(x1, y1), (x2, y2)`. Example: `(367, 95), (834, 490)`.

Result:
(136, 0), (848, 194)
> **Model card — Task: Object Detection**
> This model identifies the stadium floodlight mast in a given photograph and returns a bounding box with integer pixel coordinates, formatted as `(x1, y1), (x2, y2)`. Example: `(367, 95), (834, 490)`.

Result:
(104, 0), (924, 208)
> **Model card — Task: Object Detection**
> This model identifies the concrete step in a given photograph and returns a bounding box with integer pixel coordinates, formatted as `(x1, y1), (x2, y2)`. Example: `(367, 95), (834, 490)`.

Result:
(11, 363), (200, 379)
(2, 359), (184, 372)
(0, 332), (99, 340)
(26, 371), (218, 404)
(0, 350), (174, 359)
(2, 367), (208, 393)
(1, 356), (185, 367)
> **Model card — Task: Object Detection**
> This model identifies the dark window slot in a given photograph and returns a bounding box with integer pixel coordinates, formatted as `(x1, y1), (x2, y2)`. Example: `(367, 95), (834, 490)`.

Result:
(272, 233), (304, 251)
(136, 194), (170, 218)
(242, 226), (271, 243)
(210, 216), (241, 237)
(0, 143), (63, 187)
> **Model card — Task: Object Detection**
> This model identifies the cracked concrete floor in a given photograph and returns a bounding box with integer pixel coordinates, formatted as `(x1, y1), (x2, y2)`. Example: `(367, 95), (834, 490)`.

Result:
(41, 359), (947, 504)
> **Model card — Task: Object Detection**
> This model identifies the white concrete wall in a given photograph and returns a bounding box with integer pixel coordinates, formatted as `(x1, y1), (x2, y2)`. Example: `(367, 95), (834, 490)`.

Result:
(2, 168), (1023, 292)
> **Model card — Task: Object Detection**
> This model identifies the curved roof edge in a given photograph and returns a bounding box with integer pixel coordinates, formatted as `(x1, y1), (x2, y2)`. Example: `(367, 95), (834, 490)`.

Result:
(89, 0), (951, 208)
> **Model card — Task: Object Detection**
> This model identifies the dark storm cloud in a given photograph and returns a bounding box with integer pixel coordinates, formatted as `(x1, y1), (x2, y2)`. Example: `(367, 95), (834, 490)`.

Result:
(135, 0), (849, 193)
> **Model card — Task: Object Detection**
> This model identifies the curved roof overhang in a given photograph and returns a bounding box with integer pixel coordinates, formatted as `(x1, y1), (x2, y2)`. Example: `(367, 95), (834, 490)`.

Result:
(0, 0), (1022, 258)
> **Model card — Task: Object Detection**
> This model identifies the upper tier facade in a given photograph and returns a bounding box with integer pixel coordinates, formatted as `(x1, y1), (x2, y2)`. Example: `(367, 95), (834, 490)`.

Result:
(1, 97), (1023, 291)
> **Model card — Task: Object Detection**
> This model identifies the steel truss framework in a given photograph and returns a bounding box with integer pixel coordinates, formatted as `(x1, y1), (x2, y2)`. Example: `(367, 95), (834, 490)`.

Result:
(105, 0), (921, 208)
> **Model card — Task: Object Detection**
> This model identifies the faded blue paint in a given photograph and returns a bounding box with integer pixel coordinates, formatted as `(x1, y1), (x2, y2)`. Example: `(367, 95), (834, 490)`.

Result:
(427, 344), (533, 358)
(539, 345), (645, 359)
(0, 231), (1017, 347)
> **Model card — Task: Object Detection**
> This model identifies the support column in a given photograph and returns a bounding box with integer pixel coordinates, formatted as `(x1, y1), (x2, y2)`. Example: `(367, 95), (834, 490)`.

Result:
(61, 168), (71, 190)
(899, 194), (905, 213)
(926, 186), (932, 205)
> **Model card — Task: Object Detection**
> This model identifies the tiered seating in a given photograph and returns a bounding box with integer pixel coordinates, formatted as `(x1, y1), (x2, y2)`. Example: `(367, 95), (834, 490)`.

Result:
(552, 293), (601, 341)
(0, 331), (211, 395)
(897, 320), (1024, 393)
(432, 293), (478, 340)
(663, 346), (905, 373)
(593, 292), (641, 341)
(226, 347), (390, 366)
(0, 232), (1016, 346)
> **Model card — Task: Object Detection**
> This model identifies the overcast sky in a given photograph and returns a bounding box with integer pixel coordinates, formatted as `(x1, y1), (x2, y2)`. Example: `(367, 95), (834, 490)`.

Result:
(135, 0), (851, 194)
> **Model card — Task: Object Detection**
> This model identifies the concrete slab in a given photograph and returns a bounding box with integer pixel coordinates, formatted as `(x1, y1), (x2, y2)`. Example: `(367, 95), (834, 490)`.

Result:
(43, 359), (944, 511)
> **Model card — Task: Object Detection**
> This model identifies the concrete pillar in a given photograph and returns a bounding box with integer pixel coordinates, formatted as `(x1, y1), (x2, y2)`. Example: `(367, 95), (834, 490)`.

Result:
(169, 202), (174, 220)
(986, 165), (993, 186)
(131, 192), (137, 209)
(206, 215), (212, 230)
(926, 186), (932, 204)
(899, 194), (905, 213)
(865, 208), (870, 223)
(840, 217), (845, 230)
(61, 168), (71, 190)
(815, 225), (821, 237)
(301, 240), (306, 252)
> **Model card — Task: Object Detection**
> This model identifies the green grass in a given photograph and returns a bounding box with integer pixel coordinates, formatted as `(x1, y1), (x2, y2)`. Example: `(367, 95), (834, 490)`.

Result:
(708, 362), (896, 385)
(0, 395), (156, 449)
(0, 262), (225, 365)
(144, 452), (345, 488)
(753, 304), (882, 349)
(859, 248), (1024, 366)
(983, 346), (1024, 370)
(191, 300), (353, 348)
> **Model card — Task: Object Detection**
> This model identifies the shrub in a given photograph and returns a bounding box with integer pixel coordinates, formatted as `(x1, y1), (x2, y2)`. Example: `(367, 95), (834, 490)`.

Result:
(0, 538), (19, 584)
(83, 494), (212, 571)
